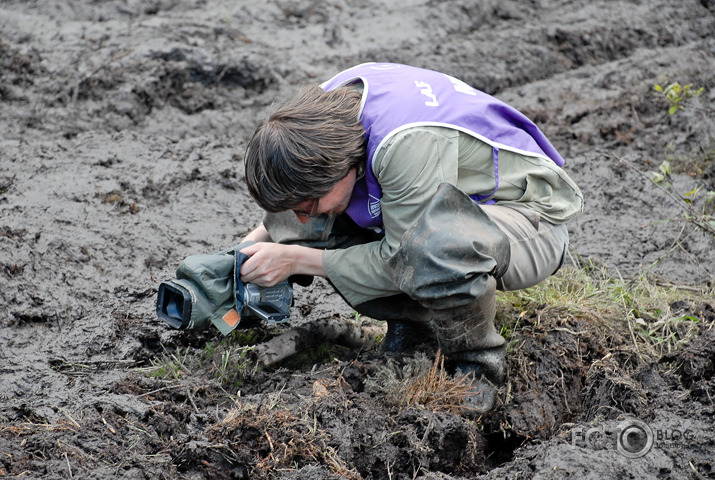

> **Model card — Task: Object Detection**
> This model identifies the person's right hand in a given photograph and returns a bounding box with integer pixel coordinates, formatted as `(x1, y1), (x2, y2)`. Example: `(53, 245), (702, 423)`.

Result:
(238, 242), (297, 286)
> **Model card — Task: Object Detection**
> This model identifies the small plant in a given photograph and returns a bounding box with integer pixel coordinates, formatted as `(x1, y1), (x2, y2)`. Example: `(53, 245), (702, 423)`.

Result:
(651, 160), (672, 184)
(213, 345), (258, 388)
(647, 78), (713, 235)
(204, 329), (268, 387)
(654, 81), (704, 115)
(149, 346), (195, 380)
(649, 162), (715, 237)
(614, 152), (715, 238)
(146, 328), (267, 387)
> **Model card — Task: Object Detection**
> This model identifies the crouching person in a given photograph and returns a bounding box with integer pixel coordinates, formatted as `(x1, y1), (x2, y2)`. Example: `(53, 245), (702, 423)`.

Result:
(237, 63), (583, 412)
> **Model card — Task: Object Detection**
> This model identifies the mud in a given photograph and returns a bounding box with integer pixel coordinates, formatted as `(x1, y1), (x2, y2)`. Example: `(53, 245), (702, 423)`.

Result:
(1, 0), (714, 479)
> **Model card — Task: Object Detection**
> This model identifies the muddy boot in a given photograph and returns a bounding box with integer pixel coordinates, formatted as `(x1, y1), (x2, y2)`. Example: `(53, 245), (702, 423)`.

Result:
(452, 345), (507, 413)
(430, 276), (507, 413)
(351, 294), (434, 355)
(380, 320), (434, 354)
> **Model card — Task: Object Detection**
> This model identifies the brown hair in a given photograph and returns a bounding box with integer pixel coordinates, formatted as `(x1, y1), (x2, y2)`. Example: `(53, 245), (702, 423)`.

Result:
(244, 84), (365, 212)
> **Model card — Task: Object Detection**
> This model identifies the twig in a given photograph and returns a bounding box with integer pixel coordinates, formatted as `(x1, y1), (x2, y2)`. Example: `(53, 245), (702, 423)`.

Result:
(560, 369), (571, 415)
(610, 153), (715, 237)
(645, 223), (712, 278)
(102, 417), (116, 435)
(63, 451), (73, 478)
(552, 327), (587, 335)
(185, 386), (200, 414)
(626, 319), (646, 361)
(60, 409), (81, 429)
(690, 461), (707, 480)
(653, 281), (706, 292)
(137, 383), (184, 397)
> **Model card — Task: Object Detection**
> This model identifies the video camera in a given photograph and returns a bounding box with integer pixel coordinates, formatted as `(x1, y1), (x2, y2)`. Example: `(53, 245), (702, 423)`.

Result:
(155, 247), (293, 335)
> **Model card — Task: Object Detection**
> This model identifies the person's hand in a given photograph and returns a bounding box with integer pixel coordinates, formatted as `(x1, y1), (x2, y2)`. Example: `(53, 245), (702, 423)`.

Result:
(239, 242), (326, 286)
(239, 242), (296, 286)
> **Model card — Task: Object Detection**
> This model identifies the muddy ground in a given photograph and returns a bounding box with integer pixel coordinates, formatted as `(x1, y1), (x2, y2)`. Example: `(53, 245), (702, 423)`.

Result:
(1, 0), (714, 479)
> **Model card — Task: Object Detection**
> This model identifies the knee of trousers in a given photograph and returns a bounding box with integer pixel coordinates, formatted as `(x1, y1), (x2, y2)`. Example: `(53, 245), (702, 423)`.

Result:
(387, 183), (511, 310)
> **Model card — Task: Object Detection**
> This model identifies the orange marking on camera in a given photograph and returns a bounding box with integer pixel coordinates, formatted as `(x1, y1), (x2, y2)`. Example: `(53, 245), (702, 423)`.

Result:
(223, 309), (241, 327)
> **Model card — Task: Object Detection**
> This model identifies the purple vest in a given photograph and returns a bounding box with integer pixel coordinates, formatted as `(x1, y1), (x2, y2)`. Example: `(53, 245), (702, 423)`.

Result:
(321, 63), (565, 229)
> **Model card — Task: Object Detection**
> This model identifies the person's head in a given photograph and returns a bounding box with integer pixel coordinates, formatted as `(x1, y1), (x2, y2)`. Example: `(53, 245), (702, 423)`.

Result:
(244, 84), (365, 217)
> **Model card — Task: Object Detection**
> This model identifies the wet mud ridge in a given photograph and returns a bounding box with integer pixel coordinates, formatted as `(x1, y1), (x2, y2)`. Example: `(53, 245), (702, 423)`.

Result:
(1, 1), (714, 479)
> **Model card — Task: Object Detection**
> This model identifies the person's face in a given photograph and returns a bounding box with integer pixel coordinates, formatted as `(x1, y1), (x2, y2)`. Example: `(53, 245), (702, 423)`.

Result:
(292, 168), (358, 224)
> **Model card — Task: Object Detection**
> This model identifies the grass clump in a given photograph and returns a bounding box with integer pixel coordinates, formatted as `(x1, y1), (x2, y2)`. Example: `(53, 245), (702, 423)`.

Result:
(398, 351), (477, 415)
(496, 265), (714, 363)
(148, 346), (197, 380)
(366, 351), (477, 415)
(147, 327), (269, 388)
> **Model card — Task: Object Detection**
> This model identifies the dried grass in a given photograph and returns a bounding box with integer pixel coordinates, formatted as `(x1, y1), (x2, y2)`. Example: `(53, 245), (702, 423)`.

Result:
(0, 418), (79, 435)
(397, 351), (476, 415)
(213, 403), (361, 480)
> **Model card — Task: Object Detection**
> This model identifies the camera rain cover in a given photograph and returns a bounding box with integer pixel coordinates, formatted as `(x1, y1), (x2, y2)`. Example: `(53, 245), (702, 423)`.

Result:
(157, 241), (292, 336)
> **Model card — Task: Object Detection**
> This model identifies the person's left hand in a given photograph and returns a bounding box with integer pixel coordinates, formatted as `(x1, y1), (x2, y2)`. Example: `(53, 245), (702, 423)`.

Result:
(238, 242), (296, 287)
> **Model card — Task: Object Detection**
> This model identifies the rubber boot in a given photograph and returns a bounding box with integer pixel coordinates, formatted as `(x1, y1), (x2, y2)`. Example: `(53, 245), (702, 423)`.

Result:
(452, 345), (507, 414)
(430, 276), (507, 413)
(352, 294), (434, 355)
(380, 320), (434, 354)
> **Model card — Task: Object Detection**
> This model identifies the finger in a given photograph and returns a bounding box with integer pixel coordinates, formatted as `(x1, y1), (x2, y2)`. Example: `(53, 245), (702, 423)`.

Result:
(241, 268), (270, 287)
(238, 244), (264, 275)
(239, 243), (261, 256)
(240, 257), (259, 278)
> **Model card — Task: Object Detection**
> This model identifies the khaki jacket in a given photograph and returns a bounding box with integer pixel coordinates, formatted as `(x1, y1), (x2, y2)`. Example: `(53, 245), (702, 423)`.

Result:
(323, 125), (584, 305)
